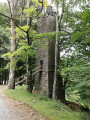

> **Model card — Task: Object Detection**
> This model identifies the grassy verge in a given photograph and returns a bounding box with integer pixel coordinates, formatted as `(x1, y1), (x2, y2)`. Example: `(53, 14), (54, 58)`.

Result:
(4, 86), (88, 120)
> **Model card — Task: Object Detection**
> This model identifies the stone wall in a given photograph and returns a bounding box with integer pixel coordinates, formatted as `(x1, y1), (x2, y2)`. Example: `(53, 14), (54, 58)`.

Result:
(34, 9), (56, 97)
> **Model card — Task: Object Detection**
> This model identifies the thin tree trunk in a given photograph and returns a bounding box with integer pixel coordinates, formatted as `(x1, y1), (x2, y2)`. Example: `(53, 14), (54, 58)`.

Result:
(57, 0), (65, 101)
(26, 55), (33, 92)
(53, 0), (65, 100)
(8, 0), (17, 89)
(53, 3), (59, 99)
(26, 0), (33, 92)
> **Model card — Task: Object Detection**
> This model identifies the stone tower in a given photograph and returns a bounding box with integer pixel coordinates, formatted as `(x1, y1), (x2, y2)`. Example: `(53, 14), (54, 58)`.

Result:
(34, 7), (56, 98)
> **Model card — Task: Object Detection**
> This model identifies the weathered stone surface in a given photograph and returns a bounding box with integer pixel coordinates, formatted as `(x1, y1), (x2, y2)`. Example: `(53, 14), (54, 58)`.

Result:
(34, 8), (56, 98)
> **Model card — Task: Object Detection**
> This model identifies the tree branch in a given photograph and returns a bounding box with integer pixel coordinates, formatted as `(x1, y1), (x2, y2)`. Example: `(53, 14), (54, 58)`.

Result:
(1, 45), (11, 52)
(7, 0), (12, 17)
(0, 12), (27, 33)
(36, 0), (43, 17)
(59, 0), (64, 31)
(27, 17), (32, 33)
(0, 0), (44, 35)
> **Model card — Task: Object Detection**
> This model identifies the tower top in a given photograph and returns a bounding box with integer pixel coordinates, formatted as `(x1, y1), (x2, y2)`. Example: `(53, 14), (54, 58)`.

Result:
(46, 6), (56, 16)
(43, 6), (56, 16)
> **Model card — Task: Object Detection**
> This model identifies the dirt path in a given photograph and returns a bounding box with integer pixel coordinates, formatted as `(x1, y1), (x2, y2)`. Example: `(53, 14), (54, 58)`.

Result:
(0, 96), (15, 120)
(0, 86), (49, 120)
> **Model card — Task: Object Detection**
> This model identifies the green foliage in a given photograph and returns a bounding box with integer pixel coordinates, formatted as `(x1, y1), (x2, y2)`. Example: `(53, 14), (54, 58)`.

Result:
(24, 5), (37, 17)
(0, 3), (9, 28)
(0, 68), (4, 72)
(70, 8), (90, 44)
(66, 64), (90, 107)
(0, 0), (54, 74)
(60, 54), (90, 107)
(58, 1), (90, 108)
(32, 0), (48, 7)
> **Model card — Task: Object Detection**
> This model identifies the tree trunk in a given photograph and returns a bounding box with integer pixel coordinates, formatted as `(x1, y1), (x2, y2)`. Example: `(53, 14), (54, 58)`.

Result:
(53, 3), (59, 99)
(57, 74), (65, 101)
(26, 56), (33, 92)
(57, 0), (65, 101)
(53, 0), (65, 100)
(8, 0), (17, 89)
(26, 0), (33, 92)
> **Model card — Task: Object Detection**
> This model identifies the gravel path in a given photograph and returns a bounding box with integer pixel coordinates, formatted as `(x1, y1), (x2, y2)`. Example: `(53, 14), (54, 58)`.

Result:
(0, 96), (15, 120)
(0, 86), (16, 120)
(0, 86), (49, 120)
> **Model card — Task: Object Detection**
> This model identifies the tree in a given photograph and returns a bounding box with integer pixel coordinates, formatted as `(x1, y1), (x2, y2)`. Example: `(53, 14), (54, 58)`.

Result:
(51, 0), (65, 100)
(59, 0), (90, 107)
(51, 0), (90, 102)
(0, 0), (45, 91)
(8, 0), (18, 89)
(52, 0), (59, 99)
(26, 0), (33, 92)
(0, 3), (10, 85)
(18, 0), (45, 92)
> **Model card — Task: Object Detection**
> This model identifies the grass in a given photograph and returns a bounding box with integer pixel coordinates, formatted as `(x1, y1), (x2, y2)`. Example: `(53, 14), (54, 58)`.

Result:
(4, 86), (88, 120)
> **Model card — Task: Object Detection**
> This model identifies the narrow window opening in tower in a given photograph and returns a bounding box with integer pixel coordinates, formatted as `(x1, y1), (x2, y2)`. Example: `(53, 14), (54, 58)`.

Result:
(40, 60), (43, 68)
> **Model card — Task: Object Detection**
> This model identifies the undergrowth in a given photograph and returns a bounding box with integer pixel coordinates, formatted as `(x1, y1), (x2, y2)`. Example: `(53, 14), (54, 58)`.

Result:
(4, 86), (88, 120)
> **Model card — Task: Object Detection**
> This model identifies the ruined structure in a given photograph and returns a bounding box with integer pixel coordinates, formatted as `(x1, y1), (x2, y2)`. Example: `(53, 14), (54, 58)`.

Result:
(34, 7), (56, 98)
